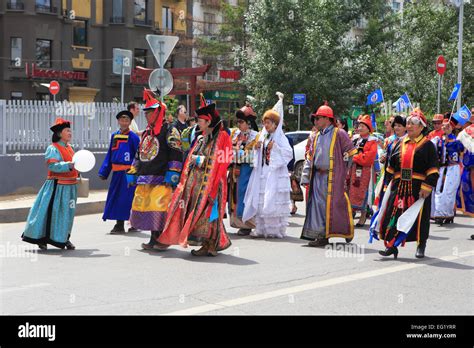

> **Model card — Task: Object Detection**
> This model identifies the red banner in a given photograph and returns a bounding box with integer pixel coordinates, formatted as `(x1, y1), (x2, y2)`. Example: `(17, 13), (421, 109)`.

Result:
(27, 64), (87, 81)
(219, 70), (240, 80)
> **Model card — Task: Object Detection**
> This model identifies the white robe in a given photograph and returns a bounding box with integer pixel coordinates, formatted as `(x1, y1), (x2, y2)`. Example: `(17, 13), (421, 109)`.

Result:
(242, 97), (293, 238)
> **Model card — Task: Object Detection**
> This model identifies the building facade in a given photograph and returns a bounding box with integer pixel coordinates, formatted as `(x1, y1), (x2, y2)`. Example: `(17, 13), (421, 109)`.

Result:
(0, 0), (191, 102)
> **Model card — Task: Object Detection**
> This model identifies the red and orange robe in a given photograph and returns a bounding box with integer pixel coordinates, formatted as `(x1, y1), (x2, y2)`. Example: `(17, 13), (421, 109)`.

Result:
(158, 126), (233, 251)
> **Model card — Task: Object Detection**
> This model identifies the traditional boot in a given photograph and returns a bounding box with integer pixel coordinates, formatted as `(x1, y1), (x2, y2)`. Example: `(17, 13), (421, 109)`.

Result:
(191, 241), (209, 256)
(141, 231), (158, 250)
(379, 246), (398, 259)
(110, 221), (126, 234)
(415, 241), (426, 258)
(237, 229), (251, 236)
(207, 240), (218, 257)
(308, 238), (329, 247)
(65, 241), (76, 250)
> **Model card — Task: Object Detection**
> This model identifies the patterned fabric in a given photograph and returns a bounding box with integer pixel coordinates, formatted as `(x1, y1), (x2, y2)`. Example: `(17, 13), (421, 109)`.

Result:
(130, 184), (172, 231)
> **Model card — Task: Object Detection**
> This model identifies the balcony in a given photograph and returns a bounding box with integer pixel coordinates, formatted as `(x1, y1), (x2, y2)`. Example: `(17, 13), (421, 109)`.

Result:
(7, 1), (25, 10)
(109, 16), (125, 24)
(201, 0), (221, 9)
(133, 18), (152, 27)
(36, 4), (57, 14)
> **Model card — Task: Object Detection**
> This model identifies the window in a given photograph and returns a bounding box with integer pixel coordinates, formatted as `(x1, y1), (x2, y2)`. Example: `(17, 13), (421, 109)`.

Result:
(134, 48), (147, 68)
(392, 1), (401, 12)
(162, 6), (173, 32)
(112, 0), (123, 18)
(73, 20), (87, 46)
(36, 0), (52, 12)
(10, 37), (22, 67)
(36, 39), (52, 68)
(134, 0), (147, 23)
(203, 13), (216, 35)
(11, 92), (23, 101)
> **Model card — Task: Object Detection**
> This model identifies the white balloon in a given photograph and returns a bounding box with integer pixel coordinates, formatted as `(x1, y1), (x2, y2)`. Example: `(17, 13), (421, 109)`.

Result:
(72, 150), (96, 173)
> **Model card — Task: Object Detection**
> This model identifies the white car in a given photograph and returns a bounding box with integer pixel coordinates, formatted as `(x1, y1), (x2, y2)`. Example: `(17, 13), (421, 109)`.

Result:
(285, 131), (312, 181)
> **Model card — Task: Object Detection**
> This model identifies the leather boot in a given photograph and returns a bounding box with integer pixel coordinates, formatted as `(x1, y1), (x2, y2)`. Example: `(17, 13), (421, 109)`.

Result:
(415, 241), (426, 258)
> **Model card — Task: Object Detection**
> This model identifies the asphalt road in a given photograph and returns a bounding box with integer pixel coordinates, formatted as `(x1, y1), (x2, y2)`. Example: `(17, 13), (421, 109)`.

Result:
(1, 204), (473, 315)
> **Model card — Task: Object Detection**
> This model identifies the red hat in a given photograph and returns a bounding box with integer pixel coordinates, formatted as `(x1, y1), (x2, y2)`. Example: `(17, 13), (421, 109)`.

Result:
(312, 101), (334, 119)
(196, 103), (221, 128)
(408, 108), (427, 127)
(432, 114), (444, 122)
(358, 114), (374, 133)
(143, 89), (166, 135)
(50, 118), (72, 133)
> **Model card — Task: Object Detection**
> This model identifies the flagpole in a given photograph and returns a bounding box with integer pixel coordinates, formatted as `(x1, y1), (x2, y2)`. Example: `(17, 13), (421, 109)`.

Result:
(380, 89), (387, 121)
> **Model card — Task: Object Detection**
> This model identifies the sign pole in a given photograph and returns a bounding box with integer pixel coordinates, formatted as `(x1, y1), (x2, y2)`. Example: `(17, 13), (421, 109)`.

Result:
(159, 41), (164, 103)
(298, 105), (301, 131)
(456, 0), (463, 111)
(437, 74), (441, 113)
(121, 56), (125, 104)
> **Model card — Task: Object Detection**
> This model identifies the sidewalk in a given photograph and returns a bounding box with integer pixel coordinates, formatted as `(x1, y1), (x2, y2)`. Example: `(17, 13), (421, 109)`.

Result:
(0, 190), (107, 223)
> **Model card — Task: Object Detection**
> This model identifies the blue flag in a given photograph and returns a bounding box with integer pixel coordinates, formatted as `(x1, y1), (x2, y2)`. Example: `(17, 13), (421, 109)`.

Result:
(448, 83), (461, 101)
(366, 89), (384, 105)
(393, 93), (411, 112)
(452, 105), (471, 126)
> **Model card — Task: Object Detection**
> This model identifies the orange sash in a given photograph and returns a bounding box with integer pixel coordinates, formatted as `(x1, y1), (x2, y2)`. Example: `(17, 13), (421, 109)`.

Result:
(47, 143), (78, 185)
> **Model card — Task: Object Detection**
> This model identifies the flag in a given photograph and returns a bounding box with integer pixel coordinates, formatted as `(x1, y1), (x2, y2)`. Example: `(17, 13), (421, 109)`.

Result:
(371, 112), (377, 130)
(393, 93), (411, 112)
(366, 89), (384, 105)
(452, 105), (472, 127)
(448, 83), (461, 101)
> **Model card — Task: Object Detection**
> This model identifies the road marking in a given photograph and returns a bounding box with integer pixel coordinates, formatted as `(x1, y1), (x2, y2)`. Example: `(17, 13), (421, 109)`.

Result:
(0, 283), (51, 294)
(167, 250), (474, 315)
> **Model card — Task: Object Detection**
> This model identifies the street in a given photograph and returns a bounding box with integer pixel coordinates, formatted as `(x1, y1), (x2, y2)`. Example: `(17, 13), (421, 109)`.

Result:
(1, 206), (472, 315)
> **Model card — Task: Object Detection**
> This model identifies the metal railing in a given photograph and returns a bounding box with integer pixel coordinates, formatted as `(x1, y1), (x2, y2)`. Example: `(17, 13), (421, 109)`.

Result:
(7, 1), (25, 10)
(0, 100), (148, 155)
(133, 18), (152, 26)
(36, 4), (57, 13)
(109, 16), (125, 24)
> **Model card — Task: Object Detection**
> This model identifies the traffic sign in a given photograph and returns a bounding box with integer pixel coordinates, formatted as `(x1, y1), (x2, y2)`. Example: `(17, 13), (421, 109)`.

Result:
(436, 55), (446, 75)
(148, 68), (173, 97)
(293, 93), (306, 105)
(113, 49), (132, 75)
(49, 80), (60, 95)
(146, 35), (179, 67)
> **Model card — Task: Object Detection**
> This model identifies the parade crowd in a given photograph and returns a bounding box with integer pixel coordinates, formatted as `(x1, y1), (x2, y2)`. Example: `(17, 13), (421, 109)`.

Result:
(21, 90), (474, 260)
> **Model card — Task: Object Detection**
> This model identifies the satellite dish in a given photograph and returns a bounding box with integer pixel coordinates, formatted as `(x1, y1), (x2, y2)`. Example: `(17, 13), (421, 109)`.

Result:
(148, 69), (173, 97)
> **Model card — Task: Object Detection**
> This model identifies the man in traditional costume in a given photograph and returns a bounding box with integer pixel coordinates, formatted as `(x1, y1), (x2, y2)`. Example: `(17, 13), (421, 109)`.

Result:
(374, 108), (439, 259)
(22, 118), (78, 250)
(242, 93), (293, 239)
(228, 103), (259, 236)
(128, 90), (183, 250)
(426, 113), (445, 140)
(431, 116), (464, 225)
(156, 102), (233, 256)
(347, 114), (378, 227)
(99, 110), (140, 233)
(300, 103), (358, 247)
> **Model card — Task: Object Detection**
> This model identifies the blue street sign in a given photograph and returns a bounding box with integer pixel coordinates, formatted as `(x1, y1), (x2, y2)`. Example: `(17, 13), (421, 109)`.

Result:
(293, 93), (306, 105)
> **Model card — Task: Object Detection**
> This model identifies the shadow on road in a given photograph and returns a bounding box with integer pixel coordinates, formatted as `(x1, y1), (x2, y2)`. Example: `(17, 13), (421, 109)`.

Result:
(138, 247), (258, 266)
(374, 256), (474, 270)
(428, 235), (450, 240)
(28, 249), (111, 258)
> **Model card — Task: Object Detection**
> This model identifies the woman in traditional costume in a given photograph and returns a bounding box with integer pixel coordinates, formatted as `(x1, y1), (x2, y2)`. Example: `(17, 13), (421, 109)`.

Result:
(456, 123), (474, 224)
(347, 114), (378, 227)
(22, 118), (78, 250)
(242, 92), (293, 239)
(156, 103), (233, 256)
(431, 116), (464, 225)
(228, 103), (259, 235)
(376, 109), (439, 259)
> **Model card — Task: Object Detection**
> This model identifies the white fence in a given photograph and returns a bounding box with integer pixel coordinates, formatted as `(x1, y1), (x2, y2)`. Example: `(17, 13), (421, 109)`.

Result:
(0, 100), (148, 155)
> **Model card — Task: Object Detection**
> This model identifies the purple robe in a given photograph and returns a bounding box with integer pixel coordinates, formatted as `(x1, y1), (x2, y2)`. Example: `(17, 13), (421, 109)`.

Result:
(301, 126), (357, 240)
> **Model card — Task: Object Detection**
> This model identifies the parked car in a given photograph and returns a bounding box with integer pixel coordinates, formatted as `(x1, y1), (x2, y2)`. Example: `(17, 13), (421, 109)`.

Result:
(285, 131), (312, 181)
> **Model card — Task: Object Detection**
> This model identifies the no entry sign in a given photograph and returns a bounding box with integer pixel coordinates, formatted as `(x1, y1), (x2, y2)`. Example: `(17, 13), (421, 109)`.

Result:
(436, 55), (446, 75)
(49, 80), (60, 95)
